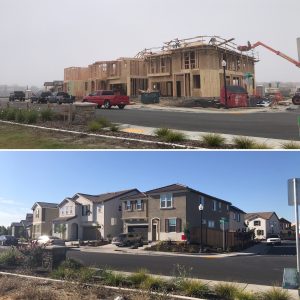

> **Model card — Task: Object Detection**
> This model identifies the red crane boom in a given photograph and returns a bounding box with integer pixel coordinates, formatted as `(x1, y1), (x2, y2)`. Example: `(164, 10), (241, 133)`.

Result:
(237, 41), (300, 68)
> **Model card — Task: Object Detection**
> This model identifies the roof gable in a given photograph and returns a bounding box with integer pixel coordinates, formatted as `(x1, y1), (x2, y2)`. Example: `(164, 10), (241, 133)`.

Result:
(245, 212), (278, 221)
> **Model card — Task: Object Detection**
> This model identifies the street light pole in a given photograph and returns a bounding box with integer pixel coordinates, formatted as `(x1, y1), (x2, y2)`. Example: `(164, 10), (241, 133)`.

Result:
(199, 204), (204, 253)
(222, 59), (228, 109)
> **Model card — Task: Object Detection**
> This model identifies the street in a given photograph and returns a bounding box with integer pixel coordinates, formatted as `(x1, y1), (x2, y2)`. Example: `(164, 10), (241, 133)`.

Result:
(67, 241), (297, 286)
(95, 108), (300, 140)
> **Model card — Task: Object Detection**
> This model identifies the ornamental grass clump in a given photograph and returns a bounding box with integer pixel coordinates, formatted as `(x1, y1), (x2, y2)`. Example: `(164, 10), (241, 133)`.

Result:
(260, 287), (292, 300)
(88, 120), (102, 132)
(127, 269), (150, 287)
(233, 136), (257, 149)
(40, 108), (55, 122)
(214, 282), (241, 300)
(281, 141), (300, 149)
(24, 110), (38, 124)
(154, 128), (186, 143)
(0, 248), (24, 267)
(179, 279), (209, 298)
(201, 133), (225, 148)
(15, 109), (26, 123)
(154, 128), (172, 138)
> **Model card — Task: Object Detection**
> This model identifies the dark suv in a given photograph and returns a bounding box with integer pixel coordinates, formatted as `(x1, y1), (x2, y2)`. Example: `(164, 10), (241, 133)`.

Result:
(9, 91), (25, 101)
(30, 91), (52, 104)
(0, 235), (18, 246)
(47, 92), (75, 104)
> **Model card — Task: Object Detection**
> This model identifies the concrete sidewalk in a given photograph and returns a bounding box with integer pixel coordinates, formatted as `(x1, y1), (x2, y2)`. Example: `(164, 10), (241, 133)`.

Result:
(118, 123), (299, 149)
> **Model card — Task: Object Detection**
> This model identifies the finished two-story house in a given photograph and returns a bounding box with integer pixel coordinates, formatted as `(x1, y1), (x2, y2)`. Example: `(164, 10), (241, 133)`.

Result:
(52, 189), (139, 241)
(245, 212), (280, 240)
(121, 183), (245, 242)
(31, 202), (59, 239)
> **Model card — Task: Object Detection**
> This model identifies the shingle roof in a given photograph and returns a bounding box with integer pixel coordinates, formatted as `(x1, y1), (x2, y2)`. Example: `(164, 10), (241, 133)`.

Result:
(145, 183), (231, 204)
(52, 215), (78, 223)
(120, 191), (147, 201)
(32, 202), (59, 210)
(245, 212), (277, 220)
(230, 206), (246, 214)
(77, 189), (138, 203)
(279, 217), (291, 224)
(11, 222), (22, 227)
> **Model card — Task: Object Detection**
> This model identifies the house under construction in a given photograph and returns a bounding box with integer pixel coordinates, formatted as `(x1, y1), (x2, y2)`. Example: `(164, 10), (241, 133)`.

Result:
(64, 35), (257, 99)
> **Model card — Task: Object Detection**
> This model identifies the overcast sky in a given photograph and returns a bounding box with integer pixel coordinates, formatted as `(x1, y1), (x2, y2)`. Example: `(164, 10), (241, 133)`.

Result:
(0, 0), (300, 87)
(0, 151), (299, 227)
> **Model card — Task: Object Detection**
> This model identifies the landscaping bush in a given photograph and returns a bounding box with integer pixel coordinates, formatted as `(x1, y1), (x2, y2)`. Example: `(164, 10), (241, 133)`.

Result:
(100, 269), (127, 286)
(0, 248), (24, 267)
(15, 109), (26, 123)
(18, 243), (45, 268)
(140, 276), (175, 292)
(260, 287), (292, 300)
(281, 141), (300, 149)
(40, 108), (55, 122)
(127, 269), (149, 287)
(96, 116), (111, 128)
(214, 283), (241, 300)
(201, 133), (225, 148)
(110, 124), (119, 132)
(24, 110), (38, 124)
(88, 120), (102, 132)
(5, 108), (18, 121)
(154, 128), (186, 143)
(179, 279), (209, 297)
(233, 137), (257, 149)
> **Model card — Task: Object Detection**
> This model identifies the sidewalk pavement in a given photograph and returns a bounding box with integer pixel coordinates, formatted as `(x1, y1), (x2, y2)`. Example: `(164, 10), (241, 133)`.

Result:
(118, 123), (298, 149)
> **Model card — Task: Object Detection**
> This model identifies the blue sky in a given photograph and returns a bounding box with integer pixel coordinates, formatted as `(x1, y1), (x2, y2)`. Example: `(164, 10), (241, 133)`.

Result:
(0, 151), (299, 226)
(0, 0), (300, 85)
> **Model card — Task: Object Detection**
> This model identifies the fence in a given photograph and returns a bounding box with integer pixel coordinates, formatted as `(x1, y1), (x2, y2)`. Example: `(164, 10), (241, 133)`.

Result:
(190, 226), (253, 250)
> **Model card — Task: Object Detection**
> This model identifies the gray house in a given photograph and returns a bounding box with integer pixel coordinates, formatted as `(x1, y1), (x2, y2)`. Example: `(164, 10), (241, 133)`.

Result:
(121, 183), (244, 242)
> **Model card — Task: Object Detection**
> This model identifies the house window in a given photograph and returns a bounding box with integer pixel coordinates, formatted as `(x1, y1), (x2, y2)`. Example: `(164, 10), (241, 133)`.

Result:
(218, 202), (222, 210)
(237, 214), (240, 222)
(256, 229), (264, 236)
(136, 200), (142, 210)
(202, 219), (207, 225)
(98, 204), (103, 213)
(69, 206), (73, 214)
(168, 218), (176, 232)
(66, 206), (69, 215)
(111, 218), (117, 226)
(213, 200), (217, 211)
(125, 201), (132, 211)
(82, 205), (91, 216)
(35, 209), (39, 218)
(254, 220), (261, 226)
(208, 220), (215, 228)
(227, 205), (229, 211)
(60, 208), (64, 216)
(54, 224), (60, 233)
(160, 193), (173, 209)
(199, 196), (205, 206)
(233, 213), (236, 220)
(161, 57), (166, 73)
(193, 75), (201, 89)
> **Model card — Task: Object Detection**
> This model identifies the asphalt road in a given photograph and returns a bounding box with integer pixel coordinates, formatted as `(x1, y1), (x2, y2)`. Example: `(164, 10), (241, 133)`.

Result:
(95, 108), (300, 140)
(67, 242), (297, 286)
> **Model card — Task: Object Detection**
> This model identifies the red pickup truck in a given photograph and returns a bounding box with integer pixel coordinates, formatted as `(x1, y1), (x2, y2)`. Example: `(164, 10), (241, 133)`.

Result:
(82, 90), (129, 109)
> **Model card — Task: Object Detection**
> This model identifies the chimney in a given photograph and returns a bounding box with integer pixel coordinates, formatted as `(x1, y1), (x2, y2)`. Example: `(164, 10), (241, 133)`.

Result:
(297, 38), (300, 62)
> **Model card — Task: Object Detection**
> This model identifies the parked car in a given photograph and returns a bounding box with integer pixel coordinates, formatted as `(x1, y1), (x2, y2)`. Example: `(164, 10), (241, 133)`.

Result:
(256, 99), (271, 107)
(266, 234), (281, 245)
(82, 90), (129, 109)
(47, 92), (75, 104)
(112, 233), (143, 247)
(30, 91), (52, 104)
(292, 91), (300, 105)
(9, 91), (25, 102)
(0, 235), (18, 246)
(36, 235), (65, 246)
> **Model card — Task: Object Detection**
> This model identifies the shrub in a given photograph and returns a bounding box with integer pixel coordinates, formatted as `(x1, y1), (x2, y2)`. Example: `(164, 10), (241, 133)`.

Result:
(96, 116), (111, 128)
(233, 137), (256, 149)
(164, 131), (186, 143)
(141, 276), (174, 292)
(24, 110), (38, 124)
(88, 121), (102, 132)
(128, 269), (149, 287)
(179, 279), (209, 297)
(0, 248), (24, 267)
(15, 110), (26, 123)
(214, 283), (241, 300)
(5, 108), (17, 121)
(40, 109), (55, 122)
(101, 269), (127, 286)
(281, 141), (300, 149)
(236, 290), (257, 300)
(154, 128), (172, 138)
(18, 243), (44, 268)
(255, 142), (271, 149)
(260, 287), (292, 300)
(110, 124), (119, 132)
(201, 133), (225, 148)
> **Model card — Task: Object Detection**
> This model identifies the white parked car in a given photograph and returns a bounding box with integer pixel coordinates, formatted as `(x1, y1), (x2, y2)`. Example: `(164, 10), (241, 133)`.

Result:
(266, 234), (281, 245)
(36, 235), (65, 246)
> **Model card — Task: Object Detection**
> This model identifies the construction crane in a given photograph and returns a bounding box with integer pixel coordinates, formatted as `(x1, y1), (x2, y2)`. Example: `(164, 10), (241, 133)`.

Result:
(237, 41), (300, 68)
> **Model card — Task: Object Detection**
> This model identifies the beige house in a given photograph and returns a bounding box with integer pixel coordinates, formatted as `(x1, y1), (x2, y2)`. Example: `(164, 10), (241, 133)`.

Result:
(52, 189), (139, 241)
(31, 202), (59, 239)
(245, 212), (280, 240)
(121, 183), (245, 242)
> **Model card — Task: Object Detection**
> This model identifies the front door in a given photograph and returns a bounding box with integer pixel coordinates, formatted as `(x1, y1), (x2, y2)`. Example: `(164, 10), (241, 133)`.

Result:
(152, 224), (157, 241)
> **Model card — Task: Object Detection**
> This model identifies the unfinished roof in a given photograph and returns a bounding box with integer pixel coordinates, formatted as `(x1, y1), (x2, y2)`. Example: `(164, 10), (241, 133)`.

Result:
(135, 35), (258, 60)
(245, 212), (278, 221)
(77, 189), (138, 203)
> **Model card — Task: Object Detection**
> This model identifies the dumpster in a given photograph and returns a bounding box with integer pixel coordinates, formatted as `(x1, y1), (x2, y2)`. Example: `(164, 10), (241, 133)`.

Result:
(140, 92), (160, 104)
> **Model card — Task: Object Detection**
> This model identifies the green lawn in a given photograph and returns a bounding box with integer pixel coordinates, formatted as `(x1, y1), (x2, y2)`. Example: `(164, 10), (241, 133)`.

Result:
(0, 123), (162, 149)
